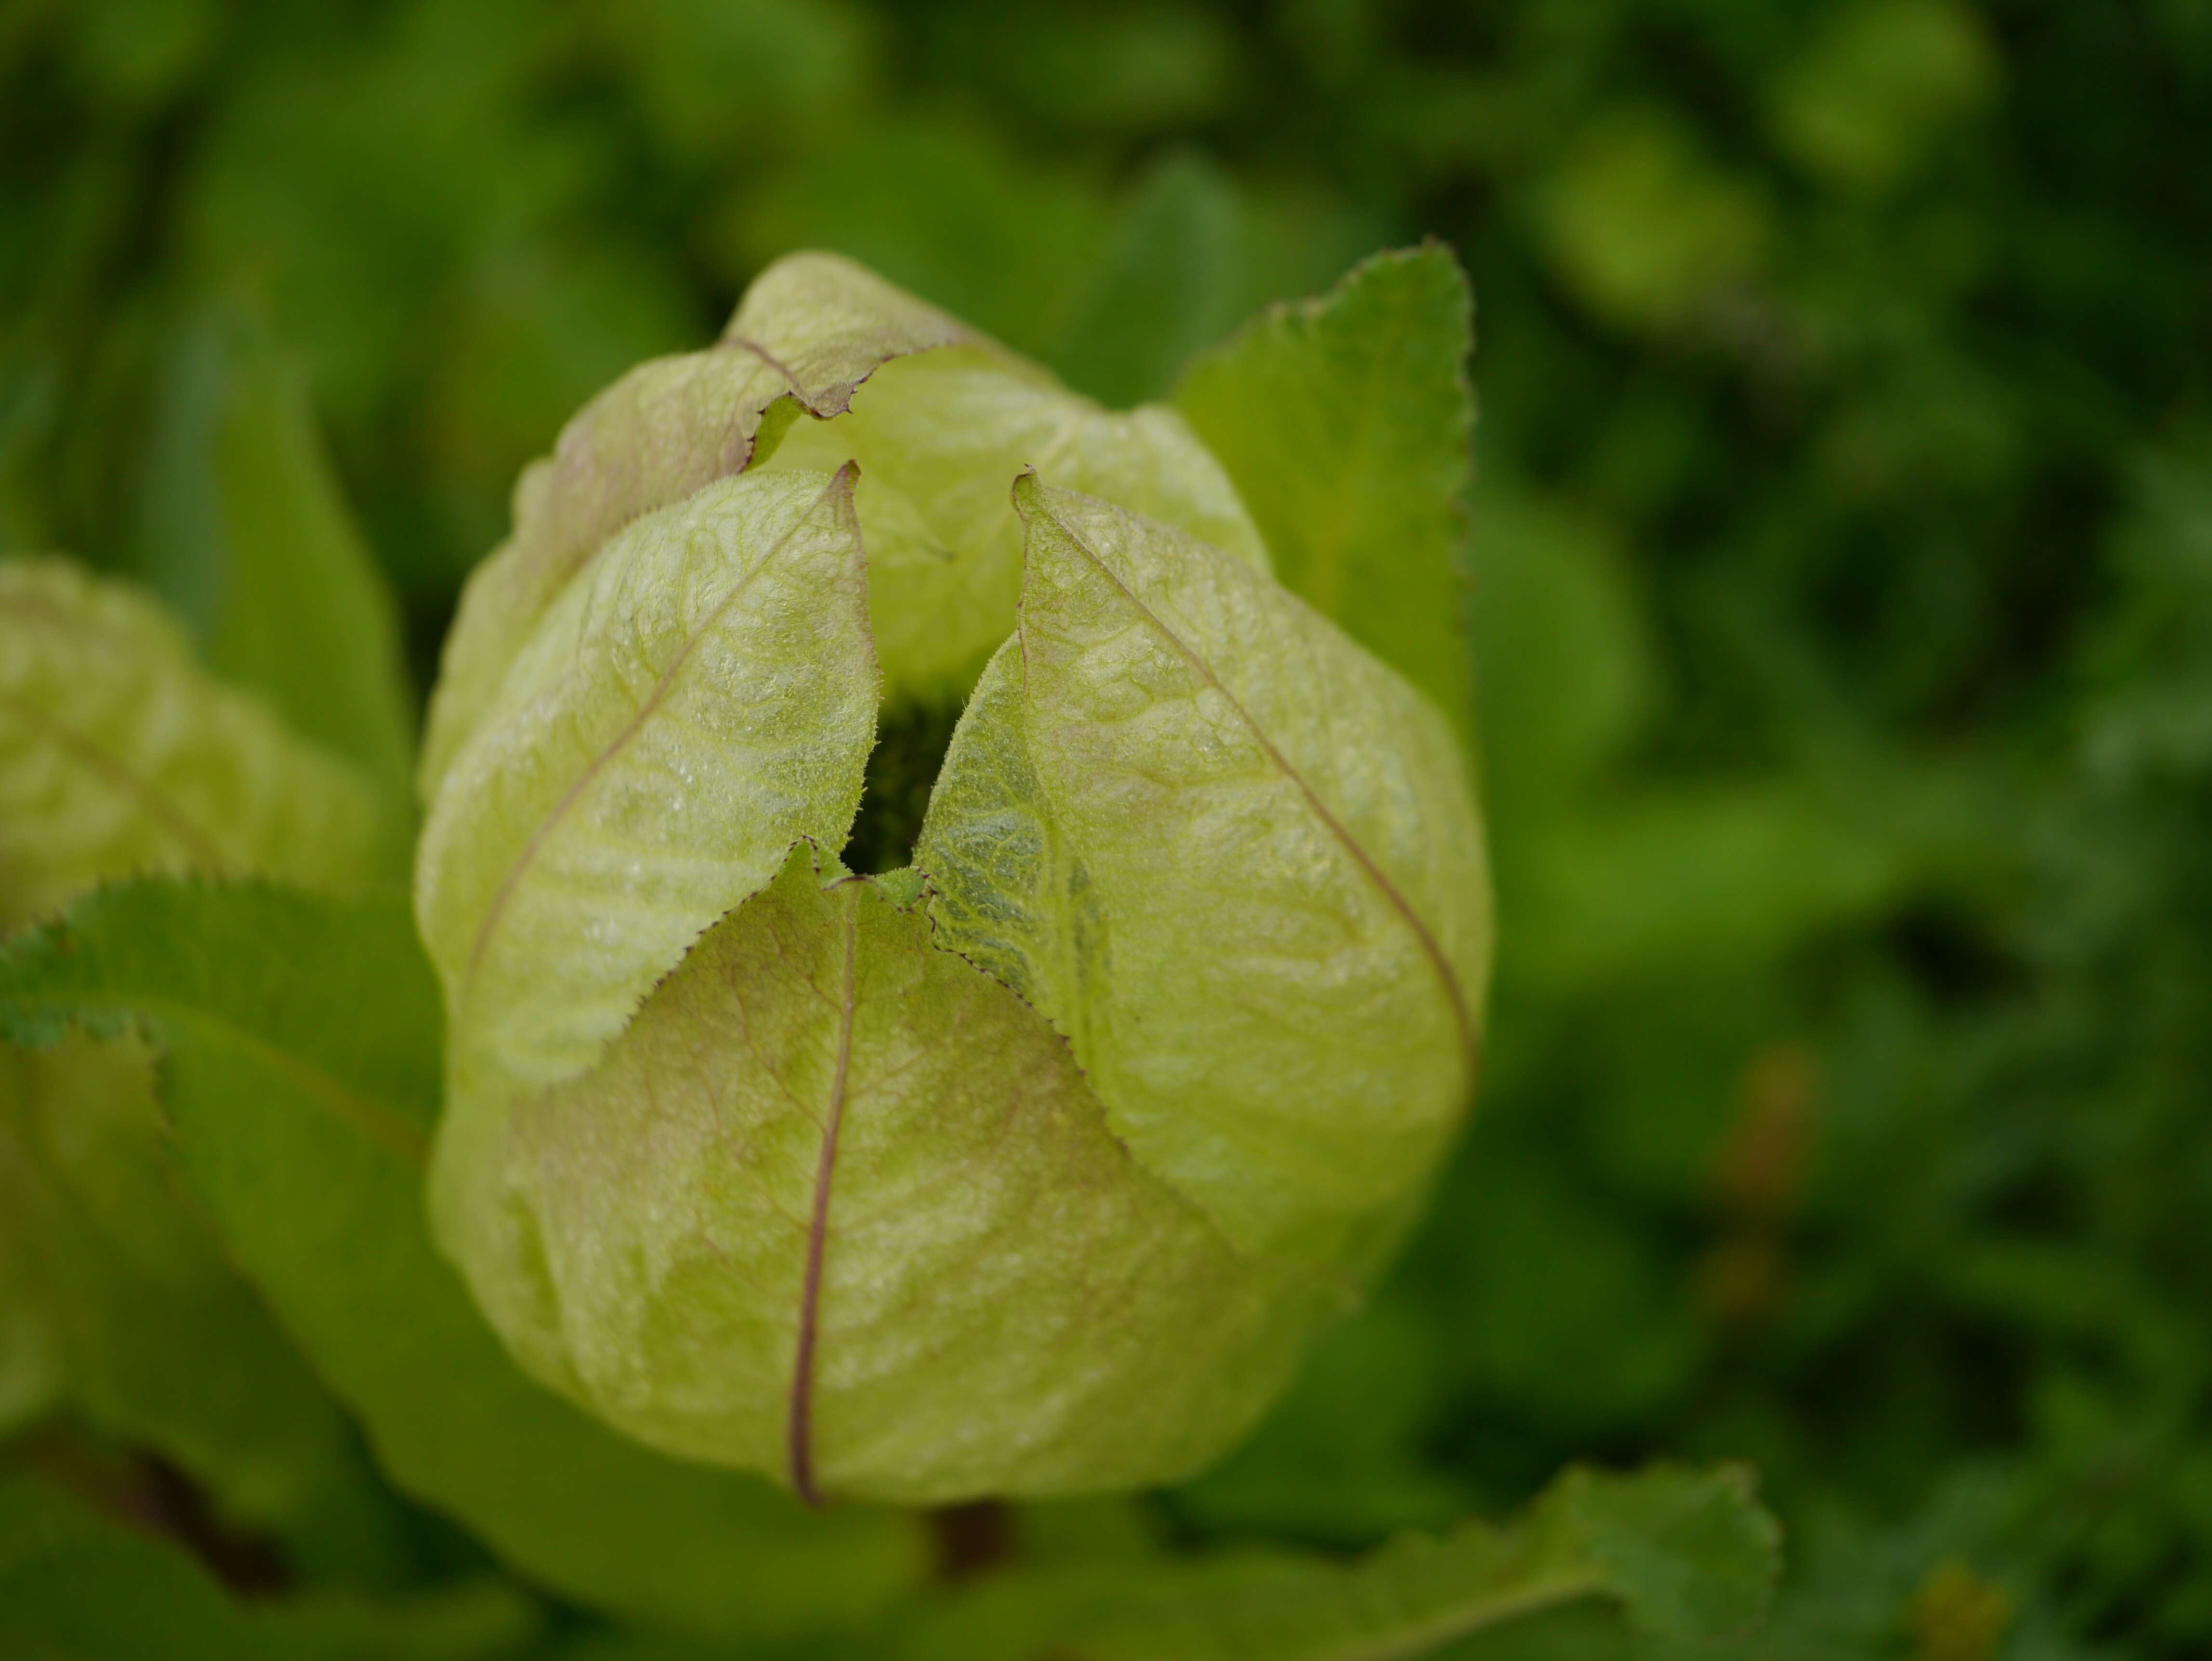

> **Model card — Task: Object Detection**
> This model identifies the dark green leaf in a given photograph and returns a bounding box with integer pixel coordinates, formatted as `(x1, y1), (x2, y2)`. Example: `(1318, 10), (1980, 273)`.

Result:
(1, 1031), (410, 1584)
(136, 300), (416, 814)
(0, 1473), (536, 1661)
(902, 1462), (1778, 1661)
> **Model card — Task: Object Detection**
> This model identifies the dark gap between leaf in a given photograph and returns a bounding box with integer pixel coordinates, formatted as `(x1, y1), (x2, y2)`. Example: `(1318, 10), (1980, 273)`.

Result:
(15, 1424), (290, 1595)
(845, 699), (962, 876)
(930, 1499), (1014, 1584)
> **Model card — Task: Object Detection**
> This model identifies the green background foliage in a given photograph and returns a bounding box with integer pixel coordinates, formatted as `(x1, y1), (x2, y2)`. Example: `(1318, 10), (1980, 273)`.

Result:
(3, 0), (2208, 1655)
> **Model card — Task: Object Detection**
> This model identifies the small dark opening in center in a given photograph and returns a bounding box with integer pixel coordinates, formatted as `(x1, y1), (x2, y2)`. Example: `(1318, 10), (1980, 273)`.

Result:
(844, 700), (961, 875)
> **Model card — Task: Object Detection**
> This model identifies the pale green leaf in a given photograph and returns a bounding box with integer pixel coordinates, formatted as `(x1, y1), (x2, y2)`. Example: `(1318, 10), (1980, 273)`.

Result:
(758, 340), (1266, 706)
(421, 251), (974, 793)
(0, 557), (391, 933)
(0, 880), (927, 1636)
(468, 842), (1321, 1503)
(918, 479), (1488, 1265)
(417, 465), (877, 1098)
(900, 1463), (1779, 1661)
(0, 1031), (405, 1578)
(1174, 246), (1476, 741)
(138, 299), (416, 806)
(0, 1474), (538, 1661)
(417, 467), (881, 1347)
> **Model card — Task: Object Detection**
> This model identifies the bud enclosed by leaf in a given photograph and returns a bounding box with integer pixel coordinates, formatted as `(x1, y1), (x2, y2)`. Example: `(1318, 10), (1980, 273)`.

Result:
(417, 251), (1490, 1503)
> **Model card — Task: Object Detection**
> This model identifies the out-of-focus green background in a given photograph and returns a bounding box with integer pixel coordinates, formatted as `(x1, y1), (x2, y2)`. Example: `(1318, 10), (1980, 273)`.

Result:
(5, 0), (2209, 1653)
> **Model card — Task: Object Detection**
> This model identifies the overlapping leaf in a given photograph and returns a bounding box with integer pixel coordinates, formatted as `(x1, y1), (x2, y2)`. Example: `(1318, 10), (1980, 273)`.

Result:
(416, 465), (883, 1368)
(0, 555), (406, 1569)
(1176, 246), (1476, 743)
(0, 880), (926, 1636)
(416, 466), (878, 1098)
(759, 339), (1266, 704)
(920, 479), (1488, 1265)
(421, 251), (974, 791)
(488, 843), (1320, 1502)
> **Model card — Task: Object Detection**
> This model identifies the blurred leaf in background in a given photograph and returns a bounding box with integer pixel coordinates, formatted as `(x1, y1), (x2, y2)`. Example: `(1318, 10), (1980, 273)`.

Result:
(0, 1472), (536, 1661)
(134, 297), (416, 809)
(4, 0), (2212, 1654)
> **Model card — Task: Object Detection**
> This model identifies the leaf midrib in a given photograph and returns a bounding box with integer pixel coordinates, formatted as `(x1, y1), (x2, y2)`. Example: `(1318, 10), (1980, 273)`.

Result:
(1032, 497), (1473, 1055)
(459, 470), (855, 1010)
(0, 693), (228, 870)
(786, 884), (859, 1506)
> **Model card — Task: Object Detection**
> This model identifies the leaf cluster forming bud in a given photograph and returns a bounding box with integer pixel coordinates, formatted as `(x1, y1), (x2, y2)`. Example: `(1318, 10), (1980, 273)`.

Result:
(412, 254), (1490, 1503)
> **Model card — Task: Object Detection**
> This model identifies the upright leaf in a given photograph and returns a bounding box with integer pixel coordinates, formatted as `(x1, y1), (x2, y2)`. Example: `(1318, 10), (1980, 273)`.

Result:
(758, 340), (1266, 705)
(0, 881), (926, 1636)
(416, 466), (879, 1096)
(919, 480), (1488, 1265)
(475, 844), (1318, 1503)
(421, 251), (975, 793)
(0, 557), (391, 930)
(138, 300), (416, 804)
(1175, 246), (1477, 743)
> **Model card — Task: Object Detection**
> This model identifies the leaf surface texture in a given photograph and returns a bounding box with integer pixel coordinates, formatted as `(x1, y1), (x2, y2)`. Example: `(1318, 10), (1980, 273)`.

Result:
(1176, 246), (1476, 744)
(0, 881), (925, 1635)
(921, 480), (1488, 1261)
(491, 845), (1318, 1502)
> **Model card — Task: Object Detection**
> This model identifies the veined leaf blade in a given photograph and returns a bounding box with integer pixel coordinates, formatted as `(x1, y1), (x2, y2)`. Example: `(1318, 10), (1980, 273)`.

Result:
(1175, 246), (1477, 745)
(0, 880), (927, 1637)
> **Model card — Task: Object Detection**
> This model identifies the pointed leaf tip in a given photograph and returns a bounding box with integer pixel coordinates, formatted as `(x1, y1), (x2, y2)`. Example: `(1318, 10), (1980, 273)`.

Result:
(1174, 245), (1478, 746)
(923, 482), (1488, 1264)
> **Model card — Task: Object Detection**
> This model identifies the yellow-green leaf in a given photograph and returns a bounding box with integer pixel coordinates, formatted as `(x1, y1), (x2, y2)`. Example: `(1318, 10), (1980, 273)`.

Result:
(420, 251), (974, 793)
(0, 557), (389, 933)
(920, 479), (1489, 1266)
(760, 340), (1266, 705)
(417, 467), (880, 1350)
(474, 844), (1320, 1503)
